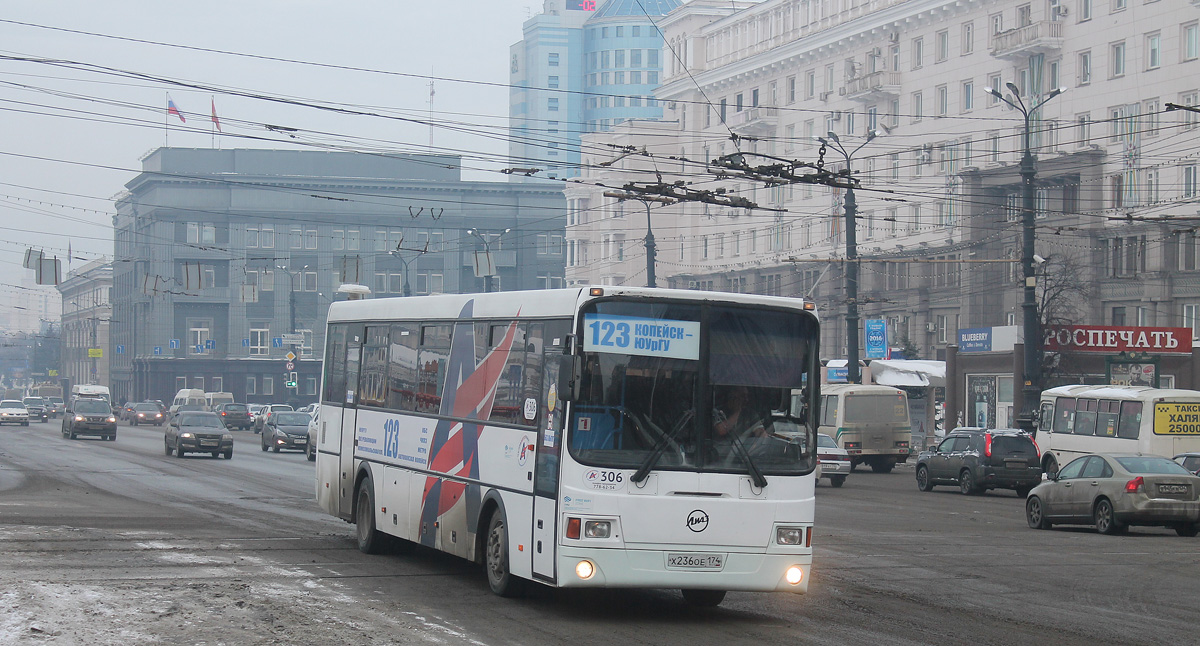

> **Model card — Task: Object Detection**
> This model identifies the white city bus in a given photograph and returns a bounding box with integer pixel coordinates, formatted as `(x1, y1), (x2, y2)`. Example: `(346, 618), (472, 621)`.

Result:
(1037, 385), (1200, 477)
(314, 286), (821, 605)
(815, 384), (911, 473)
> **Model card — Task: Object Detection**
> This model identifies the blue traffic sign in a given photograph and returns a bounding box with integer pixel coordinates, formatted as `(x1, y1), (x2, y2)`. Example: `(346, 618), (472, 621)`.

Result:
(272, 337), (284, 348)
(195, 345), (204, 353)
(153, 346), (162, 355)
(169, 339), (180, 349)
(116, 345), (125, 354)
(242, 338), (250, 347)
(205, 339), (215, 349)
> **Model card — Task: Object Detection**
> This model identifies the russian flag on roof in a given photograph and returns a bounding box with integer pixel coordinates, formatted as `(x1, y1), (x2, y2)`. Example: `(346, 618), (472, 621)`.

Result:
(167, 94), (186, 123)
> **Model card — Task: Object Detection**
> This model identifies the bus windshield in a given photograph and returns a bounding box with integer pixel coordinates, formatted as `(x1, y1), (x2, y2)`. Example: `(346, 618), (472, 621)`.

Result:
(569, 299), (816, 476)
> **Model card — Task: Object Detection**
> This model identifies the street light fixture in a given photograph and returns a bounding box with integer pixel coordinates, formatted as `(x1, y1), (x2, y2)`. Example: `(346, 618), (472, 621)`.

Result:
(387, 235), (426, 297)
(466, 228), (511, 293)
(981, 84), (1066, 434)
(817, 128), (880, 385)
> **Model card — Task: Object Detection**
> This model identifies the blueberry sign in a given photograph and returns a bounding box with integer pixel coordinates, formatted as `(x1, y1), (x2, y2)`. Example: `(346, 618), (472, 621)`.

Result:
(582, 314), (700, 360)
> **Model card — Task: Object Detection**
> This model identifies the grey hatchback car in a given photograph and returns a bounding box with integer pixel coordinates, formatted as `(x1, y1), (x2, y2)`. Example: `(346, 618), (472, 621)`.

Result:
(1026, 454), (1200, 536)
(165, 412), (234, 459)
(915, 427), (1042, 496)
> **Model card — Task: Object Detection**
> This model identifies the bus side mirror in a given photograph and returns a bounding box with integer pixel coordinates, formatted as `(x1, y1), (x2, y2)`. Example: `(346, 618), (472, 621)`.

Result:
(558, 354), (580, 403)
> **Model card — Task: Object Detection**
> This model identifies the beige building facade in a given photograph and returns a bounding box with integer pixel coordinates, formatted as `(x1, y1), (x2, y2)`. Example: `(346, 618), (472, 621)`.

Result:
(566, 0), (1200, 362)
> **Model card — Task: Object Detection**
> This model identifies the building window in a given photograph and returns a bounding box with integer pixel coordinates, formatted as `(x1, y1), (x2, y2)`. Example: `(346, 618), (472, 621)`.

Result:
(937, 86), (948, 116)
(912, 92), (923, 122)
(1079, 0), (1092, 21)
(249, 327), (270, 356)
(1147, 33), (1161, 70)
(988, 73), (1003, 103)
(246, 375), (256, 396)
(1185, 23), (1199, 62)
(936, 30), (949, 62)
(262, 377), (274, 397)
(1185, 305), (1200, 339)
(548, 97), (559, 111)
(176, 376), (187, 391)
(1110, 42), (1125, 78)
(962, 81), (974, 111)
(912, 37), (924, 70)
(1078, 51), (1091, 85)
(962, 22), (974, 54)
(188, 319), (212, 355)
(548, 52), (559, 67)
(305, 228), (318, 250)
(246, 226), (259, 248)
(1184, 164), (1198, 198)
(786, 75), (796, 103)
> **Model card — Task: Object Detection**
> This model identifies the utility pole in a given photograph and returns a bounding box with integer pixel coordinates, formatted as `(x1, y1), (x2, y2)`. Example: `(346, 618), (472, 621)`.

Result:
(985, 83), (1065, 434)
(602, 192), (675, 288)
(466, 228), (511, 293)
(818, 130), (880, 385)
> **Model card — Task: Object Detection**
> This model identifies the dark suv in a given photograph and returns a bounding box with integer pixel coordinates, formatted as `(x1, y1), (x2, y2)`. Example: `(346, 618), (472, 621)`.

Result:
(62, 397), (118, 441)
(915, 428), (1042, 496)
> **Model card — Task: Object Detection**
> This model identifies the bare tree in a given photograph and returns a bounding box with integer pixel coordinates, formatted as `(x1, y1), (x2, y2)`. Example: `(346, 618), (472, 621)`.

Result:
(1036, 252), (1095, 385)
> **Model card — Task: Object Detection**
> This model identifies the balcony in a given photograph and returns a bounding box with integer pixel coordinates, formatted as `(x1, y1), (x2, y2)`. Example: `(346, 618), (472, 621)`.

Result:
(842, 71), (902, 103)
(990, 21), (1063, 60)
(727, 107), (778, 137)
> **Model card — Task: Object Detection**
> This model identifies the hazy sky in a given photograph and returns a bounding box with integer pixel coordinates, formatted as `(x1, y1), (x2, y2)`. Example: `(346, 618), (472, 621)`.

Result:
(0, 0), (539, 277)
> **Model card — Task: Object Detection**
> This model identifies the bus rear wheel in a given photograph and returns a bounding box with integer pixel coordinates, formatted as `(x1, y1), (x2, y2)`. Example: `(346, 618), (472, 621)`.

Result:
(485, 509), (521, 597)
(681, 589), (726, 607)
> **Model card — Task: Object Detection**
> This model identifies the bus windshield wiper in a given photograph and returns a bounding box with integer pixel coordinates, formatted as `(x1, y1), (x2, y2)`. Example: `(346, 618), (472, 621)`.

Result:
(630, 410), (694, 484)
(728, 433), (768, 489)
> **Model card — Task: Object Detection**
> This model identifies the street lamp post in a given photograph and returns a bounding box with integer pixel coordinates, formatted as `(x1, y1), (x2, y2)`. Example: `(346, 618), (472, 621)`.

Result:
(466, 228), (511, 293)
(984, 83), (1065, 434)
(818, 129), (879, 385)
(388, 239), (426, 297)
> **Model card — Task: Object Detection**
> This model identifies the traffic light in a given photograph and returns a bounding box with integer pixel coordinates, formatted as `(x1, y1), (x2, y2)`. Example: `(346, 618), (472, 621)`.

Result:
(286, 371), (298, 389)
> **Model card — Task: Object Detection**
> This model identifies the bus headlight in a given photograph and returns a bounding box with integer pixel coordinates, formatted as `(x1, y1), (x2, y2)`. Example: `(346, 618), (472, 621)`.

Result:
(776, 527), (804, 545)
(584, 521), (611, 539)
(576, 560), (595, 580)
(785, 566), (804, 585)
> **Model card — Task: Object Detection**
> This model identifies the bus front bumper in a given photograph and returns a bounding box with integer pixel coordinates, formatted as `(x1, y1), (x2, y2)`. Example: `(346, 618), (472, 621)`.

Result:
(555, 546), (811, 593)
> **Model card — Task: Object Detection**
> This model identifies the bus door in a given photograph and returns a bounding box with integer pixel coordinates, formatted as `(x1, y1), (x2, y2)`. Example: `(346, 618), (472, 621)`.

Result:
(532, 327), (565, 583)
(337, 328), (364, 520)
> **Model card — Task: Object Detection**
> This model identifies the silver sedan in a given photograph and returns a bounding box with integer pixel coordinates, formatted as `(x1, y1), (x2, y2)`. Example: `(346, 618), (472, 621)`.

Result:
(1025, 453), (1200, 536)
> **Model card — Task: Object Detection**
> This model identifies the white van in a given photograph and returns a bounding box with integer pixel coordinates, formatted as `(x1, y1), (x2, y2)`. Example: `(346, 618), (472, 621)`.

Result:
(70, 384), (111, 406)
(171, 388), (208, 414)
(205, 392), (235, 409)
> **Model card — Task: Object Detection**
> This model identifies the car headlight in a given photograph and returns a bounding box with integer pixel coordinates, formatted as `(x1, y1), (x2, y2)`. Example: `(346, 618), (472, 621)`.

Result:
(107, 417), (117, 423)
(180, 432), (194, 438)
(75, 416), (84, 422)
(137, 413), (145, 417)
(222, 434), (233, 441)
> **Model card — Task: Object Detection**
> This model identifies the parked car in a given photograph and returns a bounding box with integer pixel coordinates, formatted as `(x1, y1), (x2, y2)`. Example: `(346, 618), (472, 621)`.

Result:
(914, 427), (1042, 496)
(254, 404), (294, 433)
(213, 403), (253, 430)
(0, 400), (29, 426)
(21, 397), (49, 423)
(262, 411), (311, 453)
(817, 433), (850, 487)
(129, 402), (165, 426)
(1026, 453), (1200, 536)
(1174, 453), (1200, 476)
(165, 412), (233, 459)
(62, 398), (117, 440)
(46, 396), (65, 418)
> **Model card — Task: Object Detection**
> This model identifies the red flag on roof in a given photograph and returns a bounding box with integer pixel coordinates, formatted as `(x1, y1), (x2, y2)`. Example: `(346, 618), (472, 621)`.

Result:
(211, 97), (221, 132)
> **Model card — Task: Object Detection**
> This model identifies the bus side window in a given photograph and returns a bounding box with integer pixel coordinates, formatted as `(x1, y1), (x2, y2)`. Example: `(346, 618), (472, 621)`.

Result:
(418, 325), (452, 414)
(822, 395), (838, 427)
(1038, 402), (1054, 433)
(1096, 400), (1119, 438)
(387, 324), (419, 412)
(1052, 397), (1075, 434)
(359, 326), (390, 408)
(1117, 401), (1142, 439)
(1074, 399), (1098, 436)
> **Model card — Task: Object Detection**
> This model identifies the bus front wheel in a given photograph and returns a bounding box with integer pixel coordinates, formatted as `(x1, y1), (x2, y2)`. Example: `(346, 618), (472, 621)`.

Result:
(485, 509), (521, 597)
(355, 477), (389, 555)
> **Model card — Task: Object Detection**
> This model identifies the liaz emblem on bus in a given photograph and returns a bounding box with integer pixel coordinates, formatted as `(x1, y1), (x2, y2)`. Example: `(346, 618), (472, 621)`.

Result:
(583, 314), (700, 360)
(1153, 403), (1200, 435)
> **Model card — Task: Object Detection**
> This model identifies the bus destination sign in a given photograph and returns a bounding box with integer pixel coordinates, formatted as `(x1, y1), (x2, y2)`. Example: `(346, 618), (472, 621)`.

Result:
(583, 314), (700, 360)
